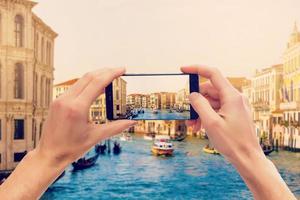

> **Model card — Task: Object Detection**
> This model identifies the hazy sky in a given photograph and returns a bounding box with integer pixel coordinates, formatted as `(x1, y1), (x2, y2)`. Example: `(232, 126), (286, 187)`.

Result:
(123, 75), (189, 94)
(33, 0), (300, 83)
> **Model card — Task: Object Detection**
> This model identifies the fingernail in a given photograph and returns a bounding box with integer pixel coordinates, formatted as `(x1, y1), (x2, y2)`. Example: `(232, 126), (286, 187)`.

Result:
(189, 92), (200, 101)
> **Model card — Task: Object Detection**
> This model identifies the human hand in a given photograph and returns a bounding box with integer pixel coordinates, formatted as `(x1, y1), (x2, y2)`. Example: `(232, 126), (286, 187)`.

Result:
(36, 68), (136, 167)
(182, 65), (296, 200)
(182, 65), (263, 163)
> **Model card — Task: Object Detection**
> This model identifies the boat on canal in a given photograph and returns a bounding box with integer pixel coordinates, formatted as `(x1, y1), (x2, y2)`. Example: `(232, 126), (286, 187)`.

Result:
(72, 154), (99, 171)
(203, 145), (219, 155)
(95, 143), (107, 154)
(144, 133), (155, 141)
(151, 136), (174, 156)
(113, 141), (122, 155)
(120, 133), (133, 141)
(261, 144), (274, 155)
(170, 133), (186, 142)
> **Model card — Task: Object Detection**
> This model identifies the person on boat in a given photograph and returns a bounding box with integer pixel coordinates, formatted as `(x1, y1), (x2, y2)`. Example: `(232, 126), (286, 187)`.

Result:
(0, 67), (296, 200)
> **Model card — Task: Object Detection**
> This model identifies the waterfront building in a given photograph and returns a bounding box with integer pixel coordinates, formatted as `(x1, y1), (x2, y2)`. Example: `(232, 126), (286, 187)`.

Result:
(0, 0), (57, 171)
(279, 22), (300, 151)
(90, 95), (106, 124)
(134, 120), (186, 136)
(54, 77), (126, 121)
(160, 92), (176, 109)
(251, 65), (283, 140)
(53, 78), (78, 99)
(141, 95), (150, 108)
(150, 93), (161, 109)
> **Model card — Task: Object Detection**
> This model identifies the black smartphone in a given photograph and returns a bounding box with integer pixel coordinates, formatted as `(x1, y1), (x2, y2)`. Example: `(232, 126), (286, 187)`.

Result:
(105, 73), (199, 120)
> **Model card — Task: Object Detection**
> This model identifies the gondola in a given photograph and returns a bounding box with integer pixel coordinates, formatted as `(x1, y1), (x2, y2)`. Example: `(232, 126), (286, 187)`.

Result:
(95, 144), (107, 154)
(113, 141), (122, 155)
(170, 134), (187, 142)
(72, 154), (99, 171)
(263, 146), (274, 155)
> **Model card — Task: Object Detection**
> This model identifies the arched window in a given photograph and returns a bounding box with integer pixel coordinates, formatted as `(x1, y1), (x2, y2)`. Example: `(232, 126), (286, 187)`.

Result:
(15, 15), (24, 47)
(14, 63), (24, 99)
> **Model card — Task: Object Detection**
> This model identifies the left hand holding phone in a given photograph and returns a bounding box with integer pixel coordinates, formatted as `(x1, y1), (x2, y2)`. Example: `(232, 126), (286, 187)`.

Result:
(0, 68), (137, 199)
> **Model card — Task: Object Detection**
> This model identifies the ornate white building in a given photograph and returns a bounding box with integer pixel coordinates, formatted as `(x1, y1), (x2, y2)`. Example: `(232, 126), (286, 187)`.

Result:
(0, 0), (57, 171)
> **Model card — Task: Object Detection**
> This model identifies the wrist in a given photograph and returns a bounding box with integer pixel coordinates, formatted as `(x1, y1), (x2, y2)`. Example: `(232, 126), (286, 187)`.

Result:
(29, 148), (69, 172)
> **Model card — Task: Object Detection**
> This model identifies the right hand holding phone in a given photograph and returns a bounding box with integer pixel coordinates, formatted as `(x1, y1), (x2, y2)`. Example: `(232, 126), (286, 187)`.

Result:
(181, 65), (264, 163)
(181, 65), (296, 200)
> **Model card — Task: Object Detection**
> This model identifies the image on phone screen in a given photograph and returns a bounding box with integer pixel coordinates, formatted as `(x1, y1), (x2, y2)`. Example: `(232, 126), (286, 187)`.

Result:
(106, 74), (199, 120)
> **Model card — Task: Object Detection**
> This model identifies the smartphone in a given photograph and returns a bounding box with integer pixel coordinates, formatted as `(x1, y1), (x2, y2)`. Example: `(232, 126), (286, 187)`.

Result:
(105, 73), (199, 120)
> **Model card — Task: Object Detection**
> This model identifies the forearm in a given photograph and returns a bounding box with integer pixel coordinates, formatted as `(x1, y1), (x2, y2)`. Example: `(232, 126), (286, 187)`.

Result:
(231, 151), (296, 200)
(0, 149), (68, 200)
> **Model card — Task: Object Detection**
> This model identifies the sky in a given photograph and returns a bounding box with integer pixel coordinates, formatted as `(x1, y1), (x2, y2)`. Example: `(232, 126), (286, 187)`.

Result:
(32, 0), (300, 84)
(122, 75), (189, 94)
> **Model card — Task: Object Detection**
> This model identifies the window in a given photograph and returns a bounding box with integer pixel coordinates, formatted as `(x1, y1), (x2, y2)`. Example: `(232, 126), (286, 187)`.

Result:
(41, 37), (45, 63)
(116, 105), (120, 111)
(14, 63), (24, 99)
(14, 152), (26, 162)
(15, 15), (24, 47)
(40, 76), (44, 106)
(116, 91), (119, 100)
(39, 122), (43, 138)
(32, 119), (36, 141)
(0, 62), (1, 98)
(14, 119), (24, 140)
(35, 33), (39, 57)
(33, 73), (38, 104)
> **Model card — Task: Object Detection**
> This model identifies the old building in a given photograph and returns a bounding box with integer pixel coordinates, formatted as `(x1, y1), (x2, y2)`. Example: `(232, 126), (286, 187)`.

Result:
(279, 22), (300, 151)
(54, 77), (126, 122)
(0, 0), (57, 171)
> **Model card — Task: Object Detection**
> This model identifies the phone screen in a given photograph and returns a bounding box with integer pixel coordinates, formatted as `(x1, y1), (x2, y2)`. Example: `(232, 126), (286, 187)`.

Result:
(106, 74), (199, 120)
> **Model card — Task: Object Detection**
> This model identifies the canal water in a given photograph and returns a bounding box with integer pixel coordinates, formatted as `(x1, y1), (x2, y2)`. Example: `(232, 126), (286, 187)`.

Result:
(42, 135), (300, 200)
(132, 108), (190, 120)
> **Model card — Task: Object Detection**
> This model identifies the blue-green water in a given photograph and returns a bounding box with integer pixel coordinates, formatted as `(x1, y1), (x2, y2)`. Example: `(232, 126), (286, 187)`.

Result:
(42, 135), (300, 200)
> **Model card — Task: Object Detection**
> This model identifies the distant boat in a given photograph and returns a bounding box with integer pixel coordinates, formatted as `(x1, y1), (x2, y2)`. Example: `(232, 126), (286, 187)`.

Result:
(170, 134), (186, 142)
(113, 141), (122, 155)
(203, 145), (219, 155)
(95, 143), (107, 154)
(72, 154), (99, 171)
(153, 109), (159, 114)
(144, 133), (155, 141)
(120, 133), (132, 141)
(261, 144), (274, 156)
(151, 138), (174, 156)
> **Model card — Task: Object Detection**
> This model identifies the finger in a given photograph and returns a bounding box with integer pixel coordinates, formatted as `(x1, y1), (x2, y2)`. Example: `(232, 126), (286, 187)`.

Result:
(76, 67), (126, 107)
(189, 92), (223, 130)
(62, 68), (108, 98)
(206, 96), (221, 110)
(87, 120), (137, 146)
(181, 65), (235, 96)
(200, 82), (219, 100)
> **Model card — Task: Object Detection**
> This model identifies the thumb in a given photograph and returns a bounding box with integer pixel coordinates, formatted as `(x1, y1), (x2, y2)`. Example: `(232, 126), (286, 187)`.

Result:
(87, 120), (137, 146)
(189, 92), (222, 128)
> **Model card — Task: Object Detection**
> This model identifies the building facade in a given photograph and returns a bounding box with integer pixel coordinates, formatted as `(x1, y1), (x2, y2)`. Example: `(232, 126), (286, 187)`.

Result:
(279, 22), (300, 150)
(0, 0), (57, 171)
(251, 65), (283, 140)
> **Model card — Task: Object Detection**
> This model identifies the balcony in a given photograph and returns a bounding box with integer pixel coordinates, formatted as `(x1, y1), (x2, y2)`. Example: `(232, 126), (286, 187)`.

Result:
(252, 101), (270, 110)
(280, 101), (300, 110)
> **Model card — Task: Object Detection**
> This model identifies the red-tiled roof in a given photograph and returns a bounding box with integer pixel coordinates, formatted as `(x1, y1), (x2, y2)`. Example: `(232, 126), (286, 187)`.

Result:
(54, 78), (79, 87)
